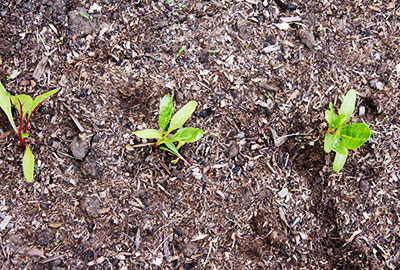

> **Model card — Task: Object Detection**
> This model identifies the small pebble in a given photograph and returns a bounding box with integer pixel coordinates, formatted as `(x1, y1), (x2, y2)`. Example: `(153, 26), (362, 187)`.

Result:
(234, 132), (245, 139)
(278, 187), (288, 198)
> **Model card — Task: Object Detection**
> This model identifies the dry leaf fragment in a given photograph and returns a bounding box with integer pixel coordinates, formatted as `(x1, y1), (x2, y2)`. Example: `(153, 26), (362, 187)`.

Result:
(126, 144), (134, 151)
(32, 56), (48, 81)
(280, 16), (301, 23)
(9, 70), (20, 80)
(0, 130), (12, 139)
(191, 234), (208, 242)
(26, 247), (45, 257)
(97, 207), (110, 214)
(49, 222), (63, 228)
(263, 45), (281, 53)
(275, 23), (290, 31)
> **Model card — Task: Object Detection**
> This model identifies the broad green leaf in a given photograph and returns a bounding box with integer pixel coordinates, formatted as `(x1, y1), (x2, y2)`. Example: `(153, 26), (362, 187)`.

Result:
(10, 94), (33, 120)
(134, 129), (161, 139)
(341, 123), (371, 150)
(339, 89), (356, 119)
(167, 101), (197, 134)
(21, 133), (29, 139)
(324, 133), (335, 153)
(23, 145), (35, 182)
(32, 88), (60, 109)
(158, 95), (173, 133)
(333, 114), (349, 129)
(168, 127), (204, 143)
(0, 81), (17, 132)
(332, 149), (348, 172)
(332, 140), (347, 155)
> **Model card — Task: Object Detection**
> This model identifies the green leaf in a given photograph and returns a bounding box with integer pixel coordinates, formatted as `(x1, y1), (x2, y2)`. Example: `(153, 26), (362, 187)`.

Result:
(0, 81), (17, 132)
(167, 101), (197, 134)
(21, 133), (29, 139)
(324, 133), (335, 153)
(158, 95), (173, 133)
(339, 89), (356, 119)
(332, 149), (348, 172)
(333, 114), (349, 129)
(79, 11), (90, 20)
(160, 142), (179, 156)
(134, 129), (161, 139)
(325, 102), (337, 127)
(32, 88), (60, 109)
(332, 140), (347, 155)
(168, 127), (204, 143)
(176, 45), (186, 57)
(341, 123), (371, 150)
(23, 145), (35, 182)
(10, 94), (33, 120)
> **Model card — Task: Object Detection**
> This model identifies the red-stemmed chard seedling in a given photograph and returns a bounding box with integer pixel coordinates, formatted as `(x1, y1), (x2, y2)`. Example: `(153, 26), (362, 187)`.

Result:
(0, 80), (59, 182)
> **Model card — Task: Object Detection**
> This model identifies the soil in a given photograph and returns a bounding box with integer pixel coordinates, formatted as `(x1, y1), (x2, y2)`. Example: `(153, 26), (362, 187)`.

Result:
(1, 0), (400, 269)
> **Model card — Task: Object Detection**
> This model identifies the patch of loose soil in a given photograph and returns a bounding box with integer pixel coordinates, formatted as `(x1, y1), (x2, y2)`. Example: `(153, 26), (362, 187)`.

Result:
(1, 0), (400, 269)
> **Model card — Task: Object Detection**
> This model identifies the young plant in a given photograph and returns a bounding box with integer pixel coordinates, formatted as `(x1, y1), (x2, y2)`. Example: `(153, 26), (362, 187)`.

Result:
(134, 94), (204, 166)
(324, 89), (371, 172)
(0, 81), (59, 182)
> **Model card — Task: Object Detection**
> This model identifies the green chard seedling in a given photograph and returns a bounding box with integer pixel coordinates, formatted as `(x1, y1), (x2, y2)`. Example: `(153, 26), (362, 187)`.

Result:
(0, 81), (59, 182)
(324, 89), (371, 172)
(134, 95), (204, 166)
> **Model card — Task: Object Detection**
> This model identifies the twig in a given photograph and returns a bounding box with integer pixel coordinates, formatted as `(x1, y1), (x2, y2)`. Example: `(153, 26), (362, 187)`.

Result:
(275, 129), (313, 140)
(129, 142), (155, 148)
(41, 254), (65, 264)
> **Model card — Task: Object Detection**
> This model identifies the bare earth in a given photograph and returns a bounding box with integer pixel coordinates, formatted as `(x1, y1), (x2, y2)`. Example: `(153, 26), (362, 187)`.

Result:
(0, 0), (399, 269)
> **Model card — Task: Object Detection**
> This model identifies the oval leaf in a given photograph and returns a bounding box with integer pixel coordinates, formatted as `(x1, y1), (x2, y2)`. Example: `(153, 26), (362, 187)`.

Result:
(134, 129), (161, 139)
(0, 81), (17, 132)
(339, 89), (356, 119)
(158, 95), (173, 133)
(324, 133), (335, 153)
(10, 94), (33, 120)
(167, 101), (197, 134)
(333, 149), (348, 172)
(23, 145), (35, 182)
(169, 127), (204, 143)
(341, 123), (371, 150)
(332, 140), (347, 155)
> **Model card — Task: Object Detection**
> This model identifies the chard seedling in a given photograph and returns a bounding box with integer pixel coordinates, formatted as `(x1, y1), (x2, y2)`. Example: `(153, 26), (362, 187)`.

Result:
(134, 95), (204, 166)
(0, 81), (59, 182)
(324, 89), (371, 172)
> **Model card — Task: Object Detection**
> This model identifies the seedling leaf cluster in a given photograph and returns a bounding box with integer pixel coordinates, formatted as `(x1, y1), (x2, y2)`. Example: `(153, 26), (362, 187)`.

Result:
(134, 95), (204, 166)
(324, 89), (371, 172)
(0, 81), (59, 182)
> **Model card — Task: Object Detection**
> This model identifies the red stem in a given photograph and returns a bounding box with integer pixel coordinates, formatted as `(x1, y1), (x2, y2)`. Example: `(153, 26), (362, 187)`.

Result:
(179, 154), (191, 167)
(17, 99), (26, 148)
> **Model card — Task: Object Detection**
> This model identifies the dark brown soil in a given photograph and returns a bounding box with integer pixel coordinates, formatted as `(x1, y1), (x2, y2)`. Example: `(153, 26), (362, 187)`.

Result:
(1, 0), (399, 269)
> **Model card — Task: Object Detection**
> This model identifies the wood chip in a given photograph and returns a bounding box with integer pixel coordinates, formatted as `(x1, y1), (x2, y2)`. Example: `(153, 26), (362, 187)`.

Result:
(191, 234), (208, 242)
(26, 247), (45, 257)
(343, 229), (362, 247)
(0, 215), (11, 230)
(49, 222), (63, 228)
(32, 56), (48, 81)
